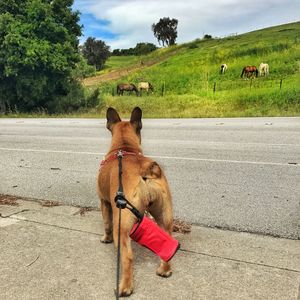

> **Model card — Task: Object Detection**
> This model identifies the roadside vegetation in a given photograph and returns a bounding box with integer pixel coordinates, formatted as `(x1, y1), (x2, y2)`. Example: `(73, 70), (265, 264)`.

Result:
(1, 13), (299, 118)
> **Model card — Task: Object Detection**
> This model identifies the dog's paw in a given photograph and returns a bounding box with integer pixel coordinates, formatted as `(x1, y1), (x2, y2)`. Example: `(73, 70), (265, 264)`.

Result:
(156, 266), (172, 278)
(100, 235), (113, 243)
(115, 285), (133, 297)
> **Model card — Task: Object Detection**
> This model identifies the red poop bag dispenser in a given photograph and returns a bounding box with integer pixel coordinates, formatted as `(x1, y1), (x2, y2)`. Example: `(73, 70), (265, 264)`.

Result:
(130, 216), (180, 262)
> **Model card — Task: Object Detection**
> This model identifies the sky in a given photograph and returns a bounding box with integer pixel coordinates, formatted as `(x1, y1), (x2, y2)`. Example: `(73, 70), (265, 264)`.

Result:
(73, 0), (300, 50)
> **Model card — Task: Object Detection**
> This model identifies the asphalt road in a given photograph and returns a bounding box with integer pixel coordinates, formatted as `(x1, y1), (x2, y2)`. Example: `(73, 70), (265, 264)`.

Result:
(0, 117), (299, 239)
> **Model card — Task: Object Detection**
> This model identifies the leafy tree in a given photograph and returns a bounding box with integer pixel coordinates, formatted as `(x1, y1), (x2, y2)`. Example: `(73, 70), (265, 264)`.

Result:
(134, 42), (157, 55)
(152, 17), (178, 47)
(111, 43), (157, 56)
(0, 0), (82, 112)
(82, 37), (110, 71)
(112, 49), (121, 56)
(203, 34), (212, 40)
(72, 55), (96, 79)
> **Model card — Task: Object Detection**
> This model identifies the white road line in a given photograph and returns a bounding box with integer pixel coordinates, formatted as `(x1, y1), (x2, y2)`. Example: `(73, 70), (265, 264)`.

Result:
(0, 147), (103, 155)
(0, 147), (298, 167)
(1, 134), (300, 147)
(150, 155), (299, 167)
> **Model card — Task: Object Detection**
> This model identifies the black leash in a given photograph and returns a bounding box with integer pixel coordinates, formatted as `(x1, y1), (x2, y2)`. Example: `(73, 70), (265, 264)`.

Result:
(114, 150), (143, 299)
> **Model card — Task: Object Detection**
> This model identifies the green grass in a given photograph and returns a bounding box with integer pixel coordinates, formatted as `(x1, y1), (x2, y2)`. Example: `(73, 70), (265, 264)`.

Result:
(96, 55), (140, 75)
(88, 22), (300, 117)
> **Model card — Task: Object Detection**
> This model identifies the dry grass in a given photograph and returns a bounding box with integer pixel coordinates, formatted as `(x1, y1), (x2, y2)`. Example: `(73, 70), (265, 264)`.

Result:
(73, 206), (95, 216)
(0, 194), (19, 206)
(145, 211), (192, 233)
(173, 218), (192, 234)
(41, 200), (60, 207)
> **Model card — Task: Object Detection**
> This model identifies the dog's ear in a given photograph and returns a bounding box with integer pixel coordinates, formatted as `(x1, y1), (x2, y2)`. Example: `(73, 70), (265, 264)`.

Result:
(130, 107), (142, 133)
(106, 107), (121, 131)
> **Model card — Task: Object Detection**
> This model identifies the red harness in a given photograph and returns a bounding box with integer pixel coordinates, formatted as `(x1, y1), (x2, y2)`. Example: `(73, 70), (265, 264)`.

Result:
(100, 150), (142, 169)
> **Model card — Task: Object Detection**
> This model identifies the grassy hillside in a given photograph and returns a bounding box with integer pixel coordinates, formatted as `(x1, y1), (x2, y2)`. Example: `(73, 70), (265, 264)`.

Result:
(86, 22), (300, 118)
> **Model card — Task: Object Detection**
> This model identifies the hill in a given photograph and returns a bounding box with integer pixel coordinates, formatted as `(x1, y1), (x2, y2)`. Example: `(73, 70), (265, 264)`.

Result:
(83, 22), (300, 118)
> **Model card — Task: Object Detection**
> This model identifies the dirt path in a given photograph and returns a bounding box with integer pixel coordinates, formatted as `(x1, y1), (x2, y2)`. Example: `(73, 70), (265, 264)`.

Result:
(82, 49), (181, 87)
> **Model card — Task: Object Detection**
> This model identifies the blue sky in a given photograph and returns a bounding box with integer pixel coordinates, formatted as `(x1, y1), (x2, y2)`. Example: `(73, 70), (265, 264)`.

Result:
(78, 13), (117, 40)
(73, 0), (300, 50)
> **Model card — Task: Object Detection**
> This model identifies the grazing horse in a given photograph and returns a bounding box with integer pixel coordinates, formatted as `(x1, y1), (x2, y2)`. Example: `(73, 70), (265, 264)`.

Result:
(117, 83), (138, 96)
(259, 63), (269, 76)
(220, 64), (228, 74)
(137, 82), (154, 95)
(241, 66), (258, 78)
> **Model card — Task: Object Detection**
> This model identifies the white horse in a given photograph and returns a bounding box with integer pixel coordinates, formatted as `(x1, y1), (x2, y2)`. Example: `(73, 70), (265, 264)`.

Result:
(137, 82), (154, 95)
(220, 64), (228, 74)
(259, 63), (269, 76)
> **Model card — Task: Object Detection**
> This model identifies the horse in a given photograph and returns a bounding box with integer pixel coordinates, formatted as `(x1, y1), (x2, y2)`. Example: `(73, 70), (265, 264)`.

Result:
(117, 83), (138, 96)
(220, 64), (228, 74)
(137, 82), (154, 95)
(259, 63), (269, 76)
(241, 66), (258, 78)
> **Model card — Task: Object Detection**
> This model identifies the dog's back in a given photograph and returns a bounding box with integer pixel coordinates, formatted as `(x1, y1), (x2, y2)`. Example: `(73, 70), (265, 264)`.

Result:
(98, 150), (171, 215)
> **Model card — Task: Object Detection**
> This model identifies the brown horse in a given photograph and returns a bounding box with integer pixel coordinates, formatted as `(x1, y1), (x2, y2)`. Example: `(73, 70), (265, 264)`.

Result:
(117, 83), (139, 96)
(241, 66), (258, 78)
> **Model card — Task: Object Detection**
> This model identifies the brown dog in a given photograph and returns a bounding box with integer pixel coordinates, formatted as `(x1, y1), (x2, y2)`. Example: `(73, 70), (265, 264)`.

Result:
(97, 107), (175, 297)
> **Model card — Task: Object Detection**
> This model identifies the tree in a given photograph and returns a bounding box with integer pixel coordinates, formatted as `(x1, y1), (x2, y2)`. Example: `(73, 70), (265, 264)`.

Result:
(72, 55), (96, 79)
(0, 0), (82, 112)
(112, 49), (121, 56)
(152, 17), (178, 47)
(82, 37), (110, 71)
(111, 43), (157, 56)
(203, 34), (212, 40)
(134, 42), (157, 55)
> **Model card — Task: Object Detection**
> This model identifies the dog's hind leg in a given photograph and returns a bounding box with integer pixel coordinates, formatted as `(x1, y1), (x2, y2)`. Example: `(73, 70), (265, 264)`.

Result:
(155, 217), (173, 278)
(100, 199), (113, 243)
(119, 232), (134, 296)
(148, 187), (174, 278)
(113, 209), (135, 297)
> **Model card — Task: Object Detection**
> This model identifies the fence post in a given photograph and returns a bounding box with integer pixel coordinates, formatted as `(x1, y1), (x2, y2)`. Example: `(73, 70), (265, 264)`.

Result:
(161, 82), (165, 97)
(206, 72), (209, 91)
(280, 79), (283, 90)
(213, 82), (216, 94)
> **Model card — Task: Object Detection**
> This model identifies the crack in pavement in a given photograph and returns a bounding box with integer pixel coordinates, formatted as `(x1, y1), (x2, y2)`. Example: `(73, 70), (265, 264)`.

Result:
(179, 248), (300, 274)
(4, 214), (300, 275)
(0, 209), (30, 218)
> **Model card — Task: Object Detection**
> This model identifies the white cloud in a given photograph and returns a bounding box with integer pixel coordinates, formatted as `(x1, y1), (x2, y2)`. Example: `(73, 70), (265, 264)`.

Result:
(74, 0), (300, 49)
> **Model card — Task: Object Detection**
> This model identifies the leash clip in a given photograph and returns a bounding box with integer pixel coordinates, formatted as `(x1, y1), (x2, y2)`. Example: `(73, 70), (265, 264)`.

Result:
(115, 191), (127, 209)
(116, 150), (124, 158)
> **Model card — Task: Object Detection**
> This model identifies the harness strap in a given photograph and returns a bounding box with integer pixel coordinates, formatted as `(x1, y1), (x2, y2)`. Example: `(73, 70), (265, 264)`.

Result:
(100, 150), (142, 169)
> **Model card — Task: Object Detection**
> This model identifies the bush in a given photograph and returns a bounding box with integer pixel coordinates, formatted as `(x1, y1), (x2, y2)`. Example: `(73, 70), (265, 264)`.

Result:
(111, 43), (157, 56)
(73, 56), (96, 79)
(188, 42), (199, 49)
(47, 80), (85, 114)
(86, 88), (102, 108)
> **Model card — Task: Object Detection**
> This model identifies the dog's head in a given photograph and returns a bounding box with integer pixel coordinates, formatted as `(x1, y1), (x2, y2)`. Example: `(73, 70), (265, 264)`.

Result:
(106, 107), (142, 147)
